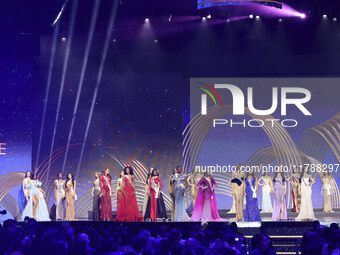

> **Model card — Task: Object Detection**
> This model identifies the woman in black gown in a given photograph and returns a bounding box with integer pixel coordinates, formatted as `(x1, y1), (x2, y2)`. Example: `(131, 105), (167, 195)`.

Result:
(144, 169), (168, 221)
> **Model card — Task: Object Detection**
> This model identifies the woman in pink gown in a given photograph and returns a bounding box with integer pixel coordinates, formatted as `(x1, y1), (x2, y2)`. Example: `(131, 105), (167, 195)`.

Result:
(190, 172), (225, 221)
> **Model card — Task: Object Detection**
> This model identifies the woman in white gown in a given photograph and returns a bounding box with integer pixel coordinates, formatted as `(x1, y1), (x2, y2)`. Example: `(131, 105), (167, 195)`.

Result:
(295, 167), (316, 221)
(258, 171), (273, 213)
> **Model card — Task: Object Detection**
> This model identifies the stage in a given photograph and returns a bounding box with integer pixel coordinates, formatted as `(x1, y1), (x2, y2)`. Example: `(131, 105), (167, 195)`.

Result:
(84, 208), (340, 227)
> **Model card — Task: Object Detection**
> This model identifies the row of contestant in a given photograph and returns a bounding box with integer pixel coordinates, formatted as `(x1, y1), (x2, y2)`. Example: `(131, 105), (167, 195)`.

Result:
(232, 165), (334, 222)
(57, 167), (144, 222)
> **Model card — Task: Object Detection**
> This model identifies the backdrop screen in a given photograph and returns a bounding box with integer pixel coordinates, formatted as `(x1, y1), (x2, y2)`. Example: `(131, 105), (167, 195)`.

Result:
(197, 0), (282, 9)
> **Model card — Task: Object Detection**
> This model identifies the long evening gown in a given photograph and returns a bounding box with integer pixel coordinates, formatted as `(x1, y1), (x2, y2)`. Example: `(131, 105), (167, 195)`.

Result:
(272, 178), (287, 221)
(291, 175), (301, 212)
(190, 177), (225, 221)
(100, 175), (112, 220)
(169, 176), (175, 220)
(261, 178), (273, 213)
(142, 175), (150, 217)
(149, 176), (162, 222)
(144, 177), (168, 221)
(232, 173), (244, 220)
(171, 174), (189, 221)
(124, 175), (144, 221)
(32, 181), (50, 221)
(114, 178), (128, 221)
(65, 181), (75, 221)
(21, 180), (33, 220)
(92, 179), (101, 221)
(323, 177), (333, 212)
(244, 178), (261, 222)
(296, 177), (316, 221)
(55, 179), (65, 220)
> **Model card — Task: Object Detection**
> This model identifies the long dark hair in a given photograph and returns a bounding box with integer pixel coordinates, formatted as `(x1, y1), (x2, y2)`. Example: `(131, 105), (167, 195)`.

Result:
(245, 171), (256, 180)
(32, 172), (38, 180)
(151, 168), (159, 177)
(66, 173), (75, 188)
(124, 166), (134, 175)
(102, 169), (112, 180)
(145, 168), (153, 183)
(24, 171), (32, 179)
(273, 171), (285, 183)
(172, 168), (177, 175)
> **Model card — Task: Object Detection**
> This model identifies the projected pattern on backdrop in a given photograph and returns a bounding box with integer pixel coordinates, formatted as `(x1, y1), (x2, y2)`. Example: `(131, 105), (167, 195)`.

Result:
(32, 72), (184, 218)
(0, 63), (32, 220)
(187, 78), (340, 210)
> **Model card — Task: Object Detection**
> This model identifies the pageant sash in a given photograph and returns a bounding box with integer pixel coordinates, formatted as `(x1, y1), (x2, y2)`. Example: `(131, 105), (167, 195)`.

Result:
(125, 175), (134, 190)
(67, 181), (77, 200)
(206, 177), (214, 200)
(103, 175), (112, 195)
(249, 179), (257, 199)
(179, 174), (187, 190)
(302, 178), (311, 189)
(151, 177), (160, 198)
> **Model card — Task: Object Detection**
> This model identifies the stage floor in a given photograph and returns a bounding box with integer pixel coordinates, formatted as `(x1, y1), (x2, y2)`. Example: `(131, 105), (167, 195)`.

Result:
(79, 208), (340, 228)
(221, 208), (340, 228)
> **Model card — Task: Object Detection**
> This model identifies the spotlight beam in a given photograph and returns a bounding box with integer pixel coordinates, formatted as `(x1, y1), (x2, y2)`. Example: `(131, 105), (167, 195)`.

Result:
(35, 23), (60, 171)
(76, 0), (119, 179)
(61, 0), (101, 173)
(46, 0), (79, 182)
(51, 0), (69, 27)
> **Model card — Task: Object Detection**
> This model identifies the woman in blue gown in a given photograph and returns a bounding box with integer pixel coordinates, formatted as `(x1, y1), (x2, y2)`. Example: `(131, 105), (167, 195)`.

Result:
(21, 171), (33, 220)
(171, 170), (189, 221)
(31, 172), (50, 221)
(244, 171), (261, 222)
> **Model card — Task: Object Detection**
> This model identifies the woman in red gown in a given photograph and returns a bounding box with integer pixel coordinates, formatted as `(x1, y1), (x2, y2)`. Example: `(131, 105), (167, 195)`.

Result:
(123, 166), (144, 221)
(100, 168), (112, 221)
(114, 171), (127, 221)
(149, 169), (163, 222)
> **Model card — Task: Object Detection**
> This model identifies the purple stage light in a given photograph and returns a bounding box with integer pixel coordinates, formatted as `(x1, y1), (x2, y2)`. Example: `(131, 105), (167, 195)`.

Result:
(240, 3), (306, 19)
(228, 16), (250, 22)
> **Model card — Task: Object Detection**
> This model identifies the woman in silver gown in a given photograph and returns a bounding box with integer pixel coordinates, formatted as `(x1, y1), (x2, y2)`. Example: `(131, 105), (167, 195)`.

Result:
(92, 172), (102, 221)
(54, 172), (65, 221)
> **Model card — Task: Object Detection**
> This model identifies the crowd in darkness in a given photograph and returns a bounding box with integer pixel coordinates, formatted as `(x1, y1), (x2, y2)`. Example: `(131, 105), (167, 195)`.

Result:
(0, 218), (340, 255)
